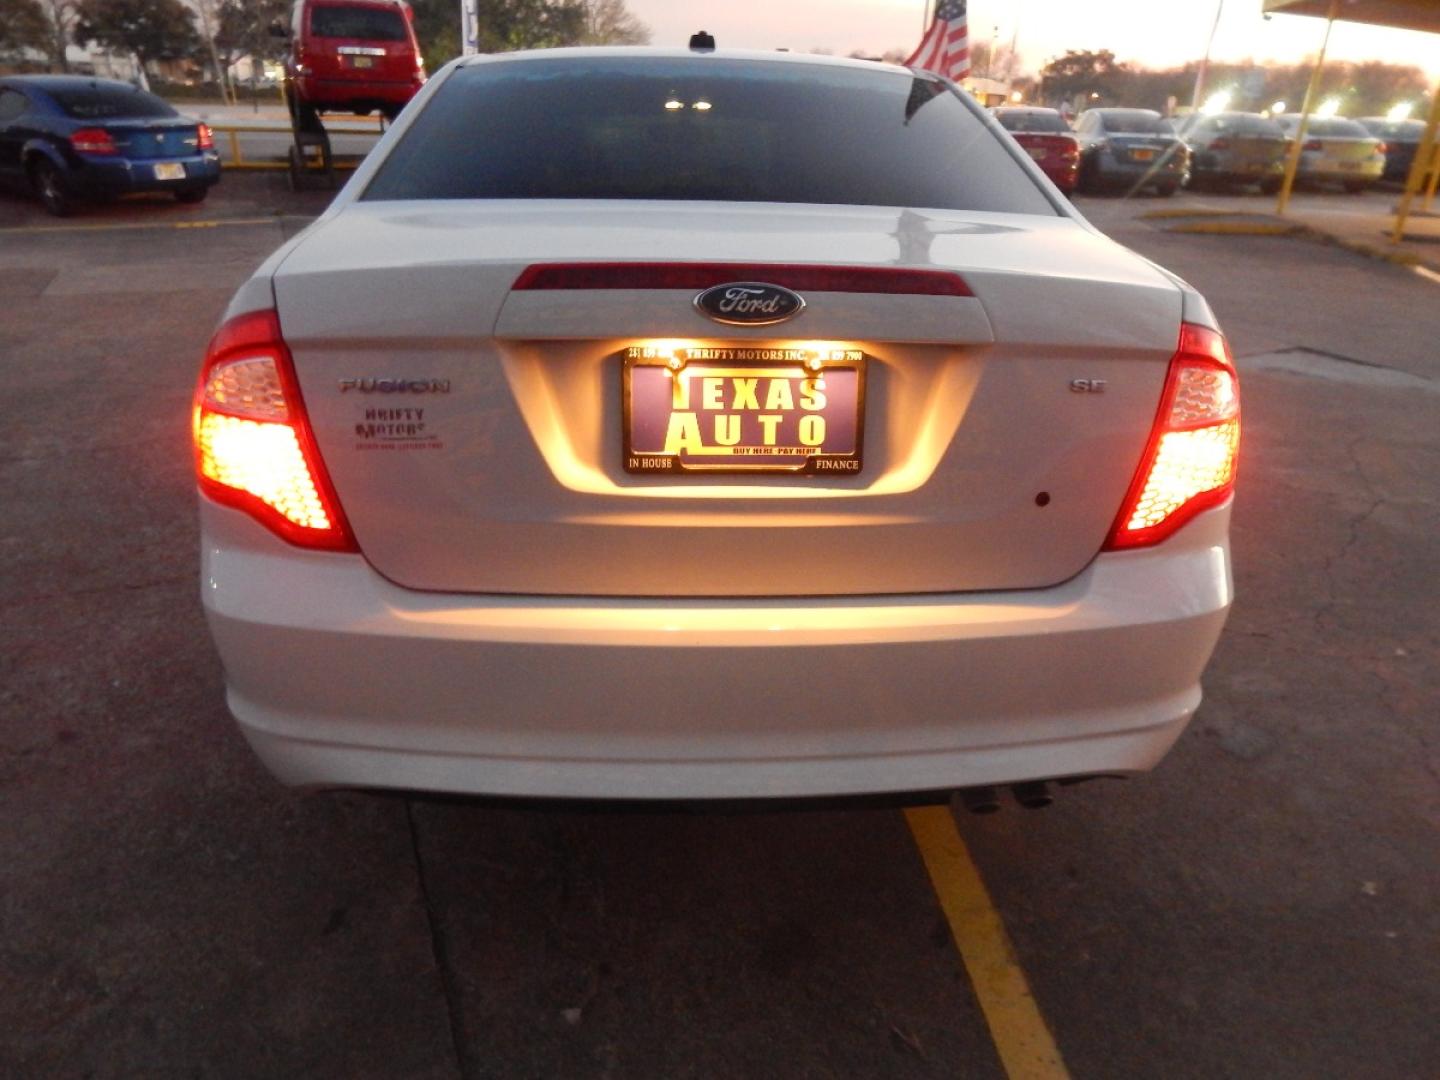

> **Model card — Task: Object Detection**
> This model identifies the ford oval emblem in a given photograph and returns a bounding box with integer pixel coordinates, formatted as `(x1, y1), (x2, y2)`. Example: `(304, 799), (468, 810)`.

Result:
(693, 282), (806, 326)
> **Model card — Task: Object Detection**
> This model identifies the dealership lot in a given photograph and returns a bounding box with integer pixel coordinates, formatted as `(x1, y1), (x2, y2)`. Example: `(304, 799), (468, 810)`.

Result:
(1, 174), (1436, 1078)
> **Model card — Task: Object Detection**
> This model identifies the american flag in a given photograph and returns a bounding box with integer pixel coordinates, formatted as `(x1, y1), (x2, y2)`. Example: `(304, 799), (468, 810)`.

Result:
(905, 0), (971, 82)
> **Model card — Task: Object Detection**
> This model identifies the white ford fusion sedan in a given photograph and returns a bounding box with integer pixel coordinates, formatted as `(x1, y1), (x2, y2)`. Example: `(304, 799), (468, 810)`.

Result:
(194, 46), (1239, 803)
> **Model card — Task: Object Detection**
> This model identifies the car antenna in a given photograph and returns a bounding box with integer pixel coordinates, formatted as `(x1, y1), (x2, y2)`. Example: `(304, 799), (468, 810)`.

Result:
(689, 31), (716, 52)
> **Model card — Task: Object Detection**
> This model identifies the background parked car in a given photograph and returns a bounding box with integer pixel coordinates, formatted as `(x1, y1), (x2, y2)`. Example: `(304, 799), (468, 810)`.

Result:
(991, 106), (1080, 193)
(281, 0), (427, 127)
(1177, 111), (1288, 193)
(1357, 117), (1427, 183)
(1073, 108), (1188, 196)
(0, 76), (220, 216)
(1274, 114), (1385, 193)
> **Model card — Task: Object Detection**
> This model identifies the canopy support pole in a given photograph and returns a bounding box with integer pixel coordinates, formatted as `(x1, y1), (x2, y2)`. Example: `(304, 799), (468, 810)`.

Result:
(1276, 0), (1340, 216)
(1392, 86), (1440, 242)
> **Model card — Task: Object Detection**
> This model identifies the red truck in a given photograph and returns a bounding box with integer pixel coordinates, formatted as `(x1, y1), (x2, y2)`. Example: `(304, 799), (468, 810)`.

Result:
(282, 0), (426, 126)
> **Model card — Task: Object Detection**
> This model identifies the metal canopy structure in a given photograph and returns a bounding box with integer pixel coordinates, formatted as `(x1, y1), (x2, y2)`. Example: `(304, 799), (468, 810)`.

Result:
(1263, 0), (1440, 239)
(1263, 0), (1440, 35)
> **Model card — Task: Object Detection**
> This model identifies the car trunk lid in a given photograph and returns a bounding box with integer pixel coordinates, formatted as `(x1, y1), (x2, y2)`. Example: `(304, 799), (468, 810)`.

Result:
(273, 201), (1182, 597)
(105, 119), (202, 159)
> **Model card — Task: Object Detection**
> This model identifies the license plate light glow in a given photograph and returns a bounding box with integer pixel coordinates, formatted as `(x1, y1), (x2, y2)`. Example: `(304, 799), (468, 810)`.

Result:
(622, 344), (865, 475)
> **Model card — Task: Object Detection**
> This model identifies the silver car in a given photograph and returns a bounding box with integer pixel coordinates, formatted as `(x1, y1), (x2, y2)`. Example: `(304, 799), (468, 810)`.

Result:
(193, 47), (1238, 803)
(1178, 112), (1288, 193)
(1275, 115), (1385, 192)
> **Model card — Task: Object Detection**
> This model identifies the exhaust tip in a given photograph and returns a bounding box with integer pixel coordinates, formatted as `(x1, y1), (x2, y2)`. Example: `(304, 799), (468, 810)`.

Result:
(959, 785), (1002, 814)
(1011, 781), (1054, 810)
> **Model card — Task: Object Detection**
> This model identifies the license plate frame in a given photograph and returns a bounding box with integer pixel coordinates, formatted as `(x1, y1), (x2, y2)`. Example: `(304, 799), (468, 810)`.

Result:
(351, 55), (374, 68)
(152, 162), (185, 181)
(621, 346), (867, 476)
(1131, 148), (1156, 162)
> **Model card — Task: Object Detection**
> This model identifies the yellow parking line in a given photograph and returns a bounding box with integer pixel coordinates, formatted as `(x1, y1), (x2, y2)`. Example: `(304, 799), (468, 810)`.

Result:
(0, 216), (279, 236)
(904, 806), (1069, 1080)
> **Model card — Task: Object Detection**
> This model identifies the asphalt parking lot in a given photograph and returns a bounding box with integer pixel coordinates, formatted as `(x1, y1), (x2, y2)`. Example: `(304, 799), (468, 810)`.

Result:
(2, 173), (1437, 1079)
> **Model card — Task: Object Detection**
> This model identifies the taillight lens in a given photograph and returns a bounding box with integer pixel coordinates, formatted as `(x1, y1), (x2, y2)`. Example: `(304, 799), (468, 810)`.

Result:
(70, 127), (117, 154)
(1104, 323), (1240, 550)
(193, 309), (356, 551)
(1210, 137), (1231, 151)
(197, 122), (214, 150)
(1373, 141), (1386, 156)
(1303, 139), (1323, 152)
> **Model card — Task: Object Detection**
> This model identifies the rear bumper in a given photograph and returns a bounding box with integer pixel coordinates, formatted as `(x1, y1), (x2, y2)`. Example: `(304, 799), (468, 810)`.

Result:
(1092, 155), (1186, 186)
(201, 498), (1233, 799)
(1040, 162), (1079, 192)
(294, 75), (419, 109)
(1192, 155), (1284, 180)
(1296, 158), (1385, 182)
(69, 153), (220, 196)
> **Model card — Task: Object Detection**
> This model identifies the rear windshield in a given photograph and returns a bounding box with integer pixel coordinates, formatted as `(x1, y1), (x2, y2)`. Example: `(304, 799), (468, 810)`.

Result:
(1209, 113), (1284, 136)
(48, 86), (177, 120)
(1296, 118), (1370, 138)
(993, 110), (1069, 133)
(362, 57), (1058, 215)
(1099, 112), (1171, 134)
(1362, 118), (1424, 140)
(310, 5), (407, 40)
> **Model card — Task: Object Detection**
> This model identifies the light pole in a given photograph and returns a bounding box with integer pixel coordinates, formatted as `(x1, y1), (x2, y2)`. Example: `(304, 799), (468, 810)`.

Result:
(1189, 0), (1225, 117)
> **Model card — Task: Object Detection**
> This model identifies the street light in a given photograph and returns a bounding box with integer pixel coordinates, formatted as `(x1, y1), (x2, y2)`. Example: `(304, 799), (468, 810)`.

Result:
(1201, 89), (1232, 116)
(1316, 96), (1342, 118)
(1386, 102), (1413, 122)
(1271, 100), (1287, 115)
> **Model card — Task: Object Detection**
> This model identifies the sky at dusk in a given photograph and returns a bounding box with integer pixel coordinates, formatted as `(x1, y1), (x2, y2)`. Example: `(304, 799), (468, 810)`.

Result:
(624, 1), (1440, 81)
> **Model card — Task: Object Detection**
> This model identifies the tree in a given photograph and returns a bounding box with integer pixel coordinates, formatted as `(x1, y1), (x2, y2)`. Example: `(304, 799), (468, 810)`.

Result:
(0, 0), (52, 59)
(409, 0), (588, 71)
(74, 0), (199, 74)
(214, 0), (288, 81)
(1039, 49), (1129, 108)
(31, 0), (81, 70)
(579, 0), (648, 45)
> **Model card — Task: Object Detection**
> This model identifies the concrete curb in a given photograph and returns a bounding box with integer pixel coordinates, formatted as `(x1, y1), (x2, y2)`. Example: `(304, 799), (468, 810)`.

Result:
(1141, 206), (1439, 273)
(1167, 220), (1305, 236)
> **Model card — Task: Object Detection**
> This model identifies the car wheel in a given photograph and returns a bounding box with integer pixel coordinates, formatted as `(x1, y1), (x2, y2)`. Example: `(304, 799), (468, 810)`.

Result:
(1342, 181), (1370, 194)
(30, 159), (72, 217)
(1155, 181), (1178, 197)
(175, 187), (209, 204)
(1259, 177), (1283, 196)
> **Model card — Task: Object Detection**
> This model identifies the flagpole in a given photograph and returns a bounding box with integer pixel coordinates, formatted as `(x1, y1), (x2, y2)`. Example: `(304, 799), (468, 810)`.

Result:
(921, 0), (934, 33)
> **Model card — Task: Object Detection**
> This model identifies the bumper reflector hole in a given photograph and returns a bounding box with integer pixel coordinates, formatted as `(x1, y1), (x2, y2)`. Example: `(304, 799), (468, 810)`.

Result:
(1035, 492), (1051, 507)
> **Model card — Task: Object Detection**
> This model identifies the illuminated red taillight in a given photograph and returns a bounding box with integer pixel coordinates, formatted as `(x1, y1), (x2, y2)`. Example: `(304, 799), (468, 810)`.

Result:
(1104, 323), (1240, 550)
(1373, 141), (1386, 156)
(1303, 139), (1323, 152)
(193, 309), (356, 551)
(70, 127), (117, 154)
(197, 122), (214, 150)
(1209, 137), (1231, 151)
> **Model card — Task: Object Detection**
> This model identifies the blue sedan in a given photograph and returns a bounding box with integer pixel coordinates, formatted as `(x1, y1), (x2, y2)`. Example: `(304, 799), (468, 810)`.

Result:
(0, 75), (221, 216)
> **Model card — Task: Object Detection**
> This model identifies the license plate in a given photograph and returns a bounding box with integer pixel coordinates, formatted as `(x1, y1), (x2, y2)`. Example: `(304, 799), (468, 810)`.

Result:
(153, 162), (185, 181)
(623, 346), (865, 475)
(351, 56), (374, 68)
(1027, 147), (1047, 161)
(1131, 149), (1155, 162)
(1338, 160), (1359, 170)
